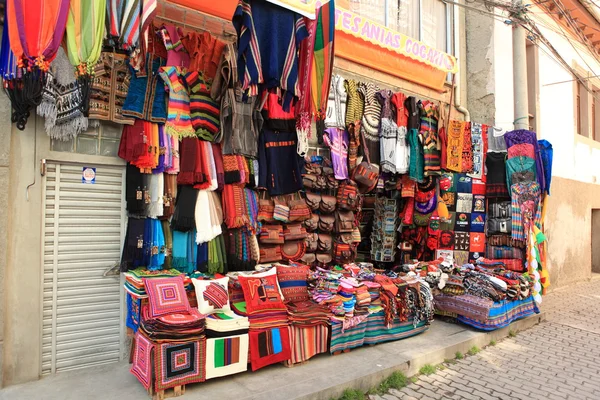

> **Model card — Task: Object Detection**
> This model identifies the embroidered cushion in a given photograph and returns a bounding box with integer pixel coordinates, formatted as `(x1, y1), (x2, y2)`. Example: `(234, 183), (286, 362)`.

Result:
(275, 263), (309, 303)
(192, 277), (231, 315)
(143, 275), (191, 318)
(238, 268), (286, 314)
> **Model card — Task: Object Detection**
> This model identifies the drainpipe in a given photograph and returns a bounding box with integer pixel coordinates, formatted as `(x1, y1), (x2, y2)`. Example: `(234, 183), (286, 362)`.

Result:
(453, 3), (470, 121)
(512, 0), (529, 129)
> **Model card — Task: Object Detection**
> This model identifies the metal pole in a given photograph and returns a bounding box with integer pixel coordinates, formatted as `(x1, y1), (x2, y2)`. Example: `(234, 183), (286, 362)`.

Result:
(512, 0), (530, 130)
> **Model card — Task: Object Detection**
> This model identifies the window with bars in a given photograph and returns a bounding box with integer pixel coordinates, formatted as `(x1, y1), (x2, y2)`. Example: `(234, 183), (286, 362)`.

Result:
(50, 121), (123, 157)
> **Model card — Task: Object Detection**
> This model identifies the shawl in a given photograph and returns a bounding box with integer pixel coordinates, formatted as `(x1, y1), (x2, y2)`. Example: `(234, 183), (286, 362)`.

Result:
(161, 174), (177, 220)
(208, 192), (224, 239)
(38, 47), (88, 140)
(161, 220), (173, 269)
(222, 184), (249, 229)
(105, 0), (146, 50)
(171, 185), (198, 232)
(125, 163), (146, 216)
(461, 122), (473, 172)
(504, 129), (545, 193)
(6, 0), (70, 129)
(538, 139), (553, 195)
(296, 17), (316, 143)
(223, 155), (242, 184)
(178, 138), (200, 185)
(419, 101), (440, 176)
(212, 143), (225, 191)
(446, 120), (464, 172)
(226, 228), (258, 272)
(146, 218), (165, 270)
(147, 173), (164, 219)
(152, 125), (167, 174)
(195, 190), (213, 244)
(165, 134), (180, 174)
(485, 152), (509, 198)
(0, 17), (16, 81)
(311, 1), (335, 141)
(172, 230), (196, 274)
(65, 0), (107, 117)
(208, 235), (228, 274)
(197, 242), (209, 272)
(119, 120), (145, 163)
(121, 217), (146, 271)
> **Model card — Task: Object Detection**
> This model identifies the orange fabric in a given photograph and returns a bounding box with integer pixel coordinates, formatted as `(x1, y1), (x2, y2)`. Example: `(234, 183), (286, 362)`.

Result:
(182, 31), (226, 81)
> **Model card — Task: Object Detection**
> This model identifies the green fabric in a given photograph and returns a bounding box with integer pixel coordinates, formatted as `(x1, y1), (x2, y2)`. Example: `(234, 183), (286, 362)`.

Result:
(214, 338), (225, 368)
(65, 0), (106, 71)
(506, 156), (536, 189)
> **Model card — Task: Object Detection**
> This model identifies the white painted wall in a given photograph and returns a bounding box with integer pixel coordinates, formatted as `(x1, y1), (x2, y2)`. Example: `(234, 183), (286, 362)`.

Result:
(492, 5), (600, 184)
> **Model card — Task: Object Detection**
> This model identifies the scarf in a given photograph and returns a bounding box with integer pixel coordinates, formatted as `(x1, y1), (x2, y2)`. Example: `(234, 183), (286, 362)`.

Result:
(118, 119), (146, 163)
(209, 192), (224, 239)
(538, 139), (553, 195)
(296, 17), (316, 145)
(170, 185), (198, 232)
(161, 220), (172, 269)
(178, 137), (200, 185)
(125, 163), (146, 216)
(146, 219), (165, 271)
(197, 242), (209, 273)
(222, 184), (249, 229)
(6, 0), (70, 129)
(65, 0), (107, 117)
(223, 154), (241, 184)
(165, 134), (180, 174)
(193, 141), (213, 190)
(121, 217), (146, 271)
(212, 143), (225, 190)
(147, 172), (164, 219)
(38, 47), (88, 140)
(172, 230), (196, 274)
(195, 190), (213, 244)
(162, 174), (177, 220)
(226, 228), (257, 271)
(152, 125), (166, 173)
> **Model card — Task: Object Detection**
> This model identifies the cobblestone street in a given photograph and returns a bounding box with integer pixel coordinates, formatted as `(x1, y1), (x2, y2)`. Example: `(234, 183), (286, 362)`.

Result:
(379, 277), (600, 400)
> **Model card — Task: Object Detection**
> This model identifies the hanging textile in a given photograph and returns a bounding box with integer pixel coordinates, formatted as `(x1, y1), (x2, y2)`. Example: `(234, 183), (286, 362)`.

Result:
(296, 17), (316, 151)
(6, 0), (70, 130)
(106, 0), (143, 50)
(310, 0), (335, 144)
(0, 18), (17, 81)
(65, 0), (107, 117)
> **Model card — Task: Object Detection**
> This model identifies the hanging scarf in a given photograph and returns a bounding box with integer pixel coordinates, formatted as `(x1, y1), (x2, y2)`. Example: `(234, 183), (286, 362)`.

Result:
(162, 174), (177, 220)
(0, 18), (17, 81)
(121, 217), (146, 271)
(6, 0), (70, 129)
(178, 137), (200, 185)
(223, 154), (242, 184)
(165, 134), (180, 174)
(106, 0), (144, 50)
(311, 1), (335, 144)
(172, 230), (195, 274)
(445, 120), (465, 172)
(125, 163), (146, 216)
(65, 0), (107, 117)
(222, 184), (249, 229)
(147, 172), (164, 219)
(296, 17), (316, 148)
(212, 143), (225, 191)
(171, 185), (198, 232)
(161, 220), (173, 269)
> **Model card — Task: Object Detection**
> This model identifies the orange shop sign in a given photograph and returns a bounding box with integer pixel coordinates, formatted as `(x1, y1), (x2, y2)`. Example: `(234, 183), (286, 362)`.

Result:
(334, 7), (458, 74)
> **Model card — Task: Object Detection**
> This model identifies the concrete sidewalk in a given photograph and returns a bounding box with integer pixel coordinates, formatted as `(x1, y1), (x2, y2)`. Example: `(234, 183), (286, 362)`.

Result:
(0, 312), (544, 400)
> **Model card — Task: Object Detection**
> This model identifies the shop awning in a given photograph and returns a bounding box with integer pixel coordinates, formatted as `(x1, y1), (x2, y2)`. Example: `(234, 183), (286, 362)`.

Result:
(168, 0), (457, 90)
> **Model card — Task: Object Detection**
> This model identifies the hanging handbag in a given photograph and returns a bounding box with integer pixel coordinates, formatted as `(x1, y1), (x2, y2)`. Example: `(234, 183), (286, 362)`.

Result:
(283, 223), (308, 241)
(288, 192), (311, 222)
(257, 191), (275, 222)
(305, 192), (321, 211)
(305, 233), (319, 252)
(259, 245), (283, 263)
(319, 194), (337, 214)
(318, 214), (335, 233)
(259, 224), (285, 244)
(487, 218), (512, 235)
(282, 240), (306, 262)
(304, 213), (319, 231)
(337, 180), (360, 211)
(303, 174), (326, 190)
(273, 195), (290, 223)
(300, 252), (317, 266)
(317, 234), (333, 252)
(335, 210), (355, 233)
(316, 253), (332, 265)
(489, 201), (511, 219)
(334, 241), (355, 263)
(351, 122), (379, 193)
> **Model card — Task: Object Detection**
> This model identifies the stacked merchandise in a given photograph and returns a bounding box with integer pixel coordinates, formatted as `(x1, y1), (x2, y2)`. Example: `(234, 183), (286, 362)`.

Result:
(131, 276), (207, 393)
(429, 262), (539, 330)
(308, 263), (434, 353)
(192, 276), (250, 379)
(370, 197), (398, 263)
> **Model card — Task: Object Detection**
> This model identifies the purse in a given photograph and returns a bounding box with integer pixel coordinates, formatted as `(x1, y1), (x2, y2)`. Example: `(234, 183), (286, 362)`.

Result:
(317, 234), (333, 252)
(338, 233), (354, 244)
(337, 180), (360, 211)
(335, 210), (355, 233)
(273, 196), (290, 223)
(283, 223), (308, 241)
(305, 192), (321, 211)
(489, 201), (511, 219)
(282, 240), (306, 262)
(316, 253), (332, 265)
(300, 253), (317, 265)
(334, 241), (355, 263)
(259, 245), (282, 263)
(319, 194), (337, 214)
(259, 224), (284, 244)
(257, 191), (275, 222)
(351, 122), (379, 193)
(487, 218), (512, 234)
(305, 233), (319, 252)
(303, 174), (326, 190)
(304, 213), (319, 231)
(326, 174), (339, 190)
(288, 192), (311, 222)
(318, 214), (335, 232)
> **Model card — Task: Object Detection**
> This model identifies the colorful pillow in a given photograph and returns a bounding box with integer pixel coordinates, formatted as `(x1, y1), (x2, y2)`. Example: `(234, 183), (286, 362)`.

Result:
(276, 264), (309, 303)
(238, 268), (286, 314)
(192, 277), (231, 315)
(143, 275), (191, 318)
(205, 334), (249, 379)
(248, 326), (291, 371)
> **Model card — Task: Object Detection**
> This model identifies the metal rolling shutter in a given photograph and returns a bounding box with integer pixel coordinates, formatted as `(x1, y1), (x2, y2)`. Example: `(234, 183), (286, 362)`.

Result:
(42, 163), (126, 374)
